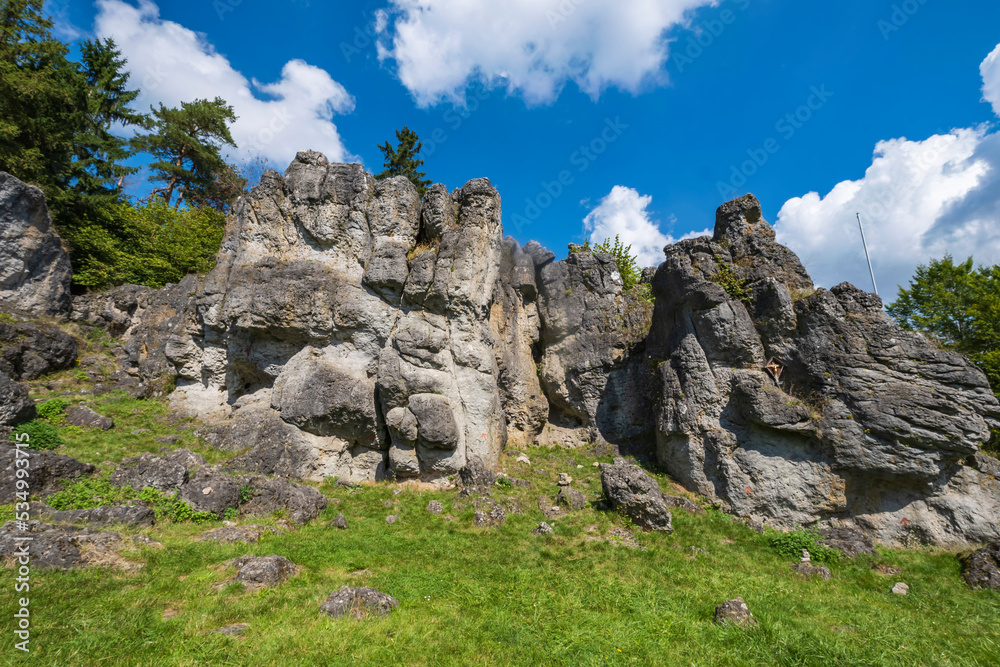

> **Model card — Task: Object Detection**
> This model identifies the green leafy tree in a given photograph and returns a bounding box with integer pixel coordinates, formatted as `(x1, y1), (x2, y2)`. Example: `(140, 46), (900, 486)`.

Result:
(376, 126), (432, 197)
(0, 0), (81, 194)
(133, 97), (238, 208)
(888, 255), (1000, 401)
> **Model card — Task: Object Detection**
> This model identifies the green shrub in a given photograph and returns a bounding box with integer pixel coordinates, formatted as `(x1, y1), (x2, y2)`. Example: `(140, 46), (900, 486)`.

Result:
(594, 236), (642, 291)
(48, 479), (134, 510)
(10, 420), (64, 450)
(711, 255), (752, 305)
(36, 398), (69, 423)
(768, 529), (842, 564)
(137, 487), (216, 523)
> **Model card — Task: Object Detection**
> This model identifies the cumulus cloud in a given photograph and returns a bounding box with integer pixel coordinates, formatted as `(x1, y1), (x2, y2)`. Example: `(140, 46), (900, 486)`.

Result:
(94, 0), (355, 167)
(584, 186), (709, 268)
(374, 0), (717, 107)
(775, 43), (1000, 296)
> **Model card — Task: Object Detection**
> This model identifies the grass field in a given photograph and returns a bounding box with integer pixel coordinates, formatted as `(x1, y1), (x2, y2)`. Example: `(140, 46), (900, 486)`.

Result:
(2, 375), (999, 666)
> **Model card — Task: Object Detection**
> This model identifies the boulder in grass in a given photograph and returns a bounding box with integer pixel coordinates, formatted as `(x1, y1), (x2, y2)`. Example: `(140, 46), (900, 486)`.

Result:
(714, 597), (757, 627)
(599, 458), (673, 532)
(65, 405), (113, 431)
(960, 542), (1000, 591)
(320, 586), (399, 619)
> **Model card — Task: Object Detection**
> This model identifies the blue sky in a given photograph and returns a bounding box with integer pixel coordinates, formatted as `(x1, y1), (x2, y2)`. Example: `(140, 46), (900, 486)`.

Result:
(52, 0), (1000, 294)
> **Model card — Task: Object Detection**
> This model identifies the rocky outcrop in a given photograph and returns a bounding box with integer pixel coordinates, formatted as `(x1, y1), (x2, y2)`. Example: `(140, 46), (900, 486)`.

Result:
(600, 458), (673, 532)
(0, 446), (96, 502)
(321, 586), (399, 619)
(535, 244), (655, 448)
(0, 520), (160, 570)
(0, 372), (35, 426)
(961, 542), (1000, 591)
(647, 194), (1000, 546)
(0, 317), (77, 381)
(0, 172), (72, 317)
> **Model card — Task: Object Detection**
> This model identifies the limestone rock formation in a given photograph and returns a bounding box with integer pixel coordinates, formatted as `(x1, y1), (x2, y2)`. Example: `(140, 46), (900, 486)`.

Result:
(647, 194), (1000, 546)
(0, 317), (77, 381)
(0, 520), (160, 570)
(0, 446), (96, 502)
(0, 172), (72, 317)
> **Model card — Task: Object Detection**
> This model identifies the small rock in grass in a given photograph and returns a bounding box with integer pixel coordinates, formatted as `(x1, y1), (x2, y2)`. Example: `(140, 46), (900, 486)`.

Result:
(557, 473), (572, 487)
(228, 554), (298, 591)
(892, 582), (909, 595)
(157, 435), (181, 445)
(531, 522), (553, 536)
(130, 429), (150, 435)
(714, 597), (757, 627)
(427, 501), (444, 515)
(328, 513), (348, 530)
(386, 515), (398, 525)
(791, 562), (832, 580)
(556, 485), (587, 511)
(516, 454), (530, 465)
(872, 563), (901, 576)
(392, 488), (402, 495)
(65, 405), (113, 430)
(959, 541), (1000, 591)
(202, 623), (249, 636)
(197, 525), (277, 544)
(321, 587), (398, 619)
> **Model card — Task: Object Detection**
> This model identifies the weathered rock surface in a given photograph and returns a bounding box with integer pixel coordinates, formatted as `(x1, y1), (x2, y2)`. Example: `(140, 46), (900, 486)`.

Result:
(65, 405), (114, 431)
(320, 586), (399, 619)
(0, 520), (160, 570)
(535, 244), (655, 448)
(816, 527), (876, 558)
(960, 542), (1000, 591)
(791, 562), (832, 579)
(197, 524), (278, 544)
(240, 477), (328, 524)
(600, 458), (673, 532)
(714, 597), (756, 627)
(648, 194), (1000, 546)
(110, 449), (205, 492)
(34, 504), (155, 528)
(0, 173), (72, 316)
(227, 554), (299, 590)
(0, 446), (96, 502)
(0, 372), (35, 426)
(0, 318), (77, 381)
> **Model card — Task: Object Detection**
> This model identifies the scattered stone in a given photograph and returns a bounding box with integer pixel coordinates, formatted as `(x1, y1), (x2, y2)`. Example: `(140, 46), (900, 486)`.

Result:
(392, 488), (402, 495)
(592, 462), (600, 468)
(557, 473), (572, 486)
(427, 501), (444, 515)
(0, 520), (161, 571)
(816, 527), (876, 558)
(458, 460), (496, 489)
(223, 521), (237, 527)
(328, 513), (348, 530)
(213, 624), (250, 636)
(556, 485), (587, 511)
(130, 429), (150, 435)
(516, 454), (531, 465)
(605, 528), (644, 550)
(320, 587), (399, 619)
(227, 554), (299, 591)
(600, 459), (673, 532)
(959, 542), (1000, 591)
(720, 538), (735, 545)
(714, 598), (757, 627)
(473, 498), (506, 527)
(690, 546), (708, 555)
(156, 435), (181, 445)
(383, 500), (395, 507)
(801, 549), (811, 563)
(892, 582), (909, 596)
(872, 563), (902, 576)
(386, 515), (398, 525)
(196, 525), (277, 544)
(162, 608), (179, 620)
(791, 563), (832, 580)
(532, 522), (553, 536)
(537, 495), (565, 520)
(335, 479), (359, 489)
(65, 405), (113, 431)
(662, 495), (706, 515)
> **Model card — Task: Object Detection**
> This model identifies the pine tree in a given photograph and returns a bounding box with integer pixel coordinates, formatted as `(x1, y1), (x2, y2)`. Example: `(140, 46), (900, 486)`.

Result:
(133, 97), (238, 208)
(375, 126), (432, 197)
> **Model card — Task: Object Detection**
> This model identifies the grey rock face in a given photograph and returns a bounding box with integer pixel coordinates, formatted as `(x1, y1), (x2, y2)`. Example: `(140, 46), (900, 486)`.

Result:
(600, 459), (673, 532)
(791, 563), (832, 580)
(649, 194), (1000, 547)
(65, 406), (113, 431)
(35, 504), (155, 528)
(816, 527), (876, 558)
(0, 372), (35, 426)
(556, 485), (587, 511)
(320, 586), (399, 619)
(197, 524), (278, 544)
(0, 318), (77, 381)
(110, 449), (205, 492)
(241, 477), (328, 524)
(960, 542), (1000, 591)
(228, 554), (299, 590)
(0, 446), (96, 502)
(0, 520), (160, 570)
(535, 245), (655, 448)
(0, 173), (72, 316)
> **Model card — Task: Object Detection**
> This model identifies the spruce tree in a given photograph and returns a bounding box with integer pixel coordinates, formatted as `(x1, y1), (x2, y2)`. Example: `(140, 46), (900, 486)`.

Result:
(375, 126), (432, 197)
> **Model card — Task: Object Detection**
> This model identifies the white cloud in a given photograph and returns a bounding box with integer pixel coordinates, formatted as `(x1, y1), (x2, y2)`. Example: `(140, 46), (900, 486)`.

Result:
(775, 43), (1000, 297)
(374, 0), (718, 107)
(94, 0), (355, 167)
(584, 186), (709, 268)
(982, 43), (1000, 116)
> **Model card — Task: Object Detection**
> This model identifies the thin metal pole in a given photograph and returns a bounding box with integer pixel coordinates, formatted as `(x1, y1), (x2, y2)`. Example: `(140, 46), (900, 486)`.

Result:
(856, 213), (879, 296)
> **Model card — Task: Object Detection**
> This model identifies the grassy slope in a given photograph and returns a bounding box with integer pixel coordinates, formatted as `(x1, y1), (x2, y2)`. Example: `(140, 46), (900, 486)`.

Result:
(1, 367), (999, 665)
